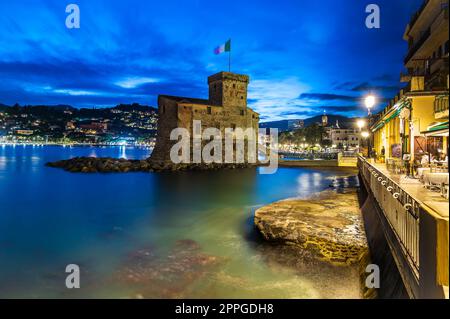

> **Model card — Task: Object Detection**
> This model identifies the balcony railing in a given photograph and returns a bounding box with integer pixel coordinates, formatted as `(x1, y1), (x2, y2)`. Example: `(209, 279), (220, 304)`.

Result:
(408, 0), (430, 32)
(434, 96), (449, 113)
(404, 28), (431, 65)
(358, 157), (420, 274)
(404, 3), (449, 65)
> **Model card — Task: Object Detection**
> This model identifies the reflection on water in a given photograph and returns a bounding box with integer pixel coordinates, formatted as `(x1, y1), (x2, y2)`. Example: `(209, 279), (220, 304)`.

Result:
(0, 145), (361, 298)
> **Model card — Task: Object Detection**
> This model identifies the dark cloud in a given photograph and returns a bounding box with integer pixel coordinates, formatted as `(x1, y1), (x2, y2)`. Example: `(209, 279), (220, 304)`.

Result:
(350, 82), (400, 92)
(333, 81), (357, 90)
(298, 93), (359, 102)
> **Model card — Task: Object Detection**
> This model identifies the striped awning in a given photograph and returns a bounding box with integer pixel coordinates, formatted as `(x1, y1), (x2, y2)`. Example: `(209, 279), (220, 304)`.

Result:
(371, 98), (411, 132)
(421, 121), (449, 136)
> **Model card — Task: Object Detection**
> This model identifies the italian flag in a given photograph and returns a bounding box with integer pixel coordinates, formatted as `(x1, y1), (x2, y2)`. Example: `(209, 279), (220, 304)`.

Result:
(214, 39), (231, 55)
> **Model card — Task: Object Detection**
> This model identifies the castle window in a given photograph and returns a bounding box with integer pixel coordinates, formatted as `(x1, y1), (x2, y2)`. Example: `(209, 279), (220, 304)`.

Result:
(161, 105), (165, 114)
(233, 84), (236, 89)
(241, 96), (244, 99)
(207, 106), (211, 114)
(240, 110), (245, 116)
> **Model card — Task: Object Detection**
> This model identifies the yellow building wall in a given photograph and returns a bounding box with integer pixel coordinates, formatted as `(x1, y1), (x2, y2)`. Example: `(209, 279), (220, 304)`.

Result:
(411, 96), (436, 134)
(373, 95), (437, 160)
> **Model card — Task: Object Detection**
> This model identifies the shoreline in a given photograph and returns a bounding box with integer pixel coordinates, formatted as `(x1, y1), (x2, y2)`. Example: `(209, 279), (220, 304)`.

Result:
(0, 142), (153, 148)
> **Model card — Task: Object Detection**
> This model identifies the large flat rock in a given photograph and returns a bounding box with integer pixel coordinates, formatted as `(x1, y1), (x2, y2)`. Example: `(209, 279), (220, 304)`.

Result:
(254, 189), (368, 265)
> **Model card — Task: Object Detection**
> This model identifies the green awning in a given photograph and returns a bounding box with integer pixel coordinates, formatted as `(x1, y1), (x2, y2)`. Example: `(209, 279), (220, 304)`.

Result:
(421, 121), (449, 136)
(429, 121), (449, 132)
(371, 98), (411, 132)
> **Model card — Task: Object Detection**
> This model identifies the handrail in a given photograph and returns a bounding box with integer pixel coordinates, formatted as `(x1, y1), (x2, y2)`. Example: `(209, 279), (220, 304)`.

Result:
(358, 156), (420, 274)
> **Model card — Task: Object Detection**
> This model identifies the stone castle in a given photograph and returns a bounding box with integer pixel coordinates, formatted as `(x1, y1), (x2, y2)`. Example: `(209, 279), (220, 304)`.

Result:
(150, 71), (260, 164)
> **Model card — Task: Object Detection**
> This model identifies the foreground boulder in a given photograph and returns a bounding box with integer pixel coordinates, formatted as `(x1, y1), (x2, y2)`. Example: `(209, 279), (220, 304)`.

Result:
(46, 157), (255, 173)
(254, 189), (368, 266)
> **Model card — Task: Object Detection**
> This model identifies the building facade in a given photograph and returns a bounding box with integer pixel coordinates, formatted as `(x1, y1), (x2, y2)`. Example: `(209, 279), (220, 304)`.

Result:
(150, 71), (260, 163)
(330, 128), (361, 149)
(372, 0), (449, 161)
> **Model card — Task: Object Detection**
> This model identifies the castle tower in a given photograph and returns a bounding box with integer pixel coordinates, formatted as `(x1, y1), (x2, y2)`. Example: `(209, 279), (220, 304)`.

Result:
(208, 72), (249, 109)
(150, 71), (259, 164)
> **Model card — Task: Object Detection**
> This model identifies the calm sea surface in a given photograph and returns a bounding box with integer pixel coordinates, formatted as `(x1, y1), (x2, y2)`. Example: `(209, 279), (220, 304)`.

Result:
(0, 145), (361, 298)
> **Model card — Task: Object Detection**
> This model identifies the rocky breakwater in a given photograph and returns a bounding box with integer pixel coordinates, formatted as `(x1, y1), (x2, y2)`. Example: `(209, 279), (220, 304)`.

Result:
(254, 189), (368, 266)
(46, 157), (255, 173)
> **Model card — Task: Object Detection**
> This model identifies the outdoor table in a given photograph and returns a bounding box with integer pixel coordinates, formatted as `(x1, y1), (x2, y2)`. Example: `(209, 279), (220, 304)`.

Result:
(417, 167), (431, 178)
(423, 172), (449, 188)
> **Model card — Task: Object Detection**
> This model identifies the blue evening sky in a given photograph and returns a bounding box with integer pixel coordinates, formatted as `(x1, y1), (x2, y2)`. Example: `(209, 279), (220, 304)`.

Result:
(0, 0), (423, 121)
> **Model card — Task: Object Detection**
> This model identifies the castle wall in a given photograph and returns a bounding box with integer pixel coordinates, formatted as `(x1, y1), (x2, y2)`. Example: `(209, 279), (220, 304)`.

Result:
(150, 96), (180, 162)
(150, 72), (259, 164)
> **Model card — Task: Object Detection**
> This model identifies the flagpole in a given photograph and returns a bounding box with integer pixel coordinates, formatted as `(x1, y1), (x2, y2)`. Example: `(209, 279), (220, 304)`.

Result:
(228, 50), (231, 72)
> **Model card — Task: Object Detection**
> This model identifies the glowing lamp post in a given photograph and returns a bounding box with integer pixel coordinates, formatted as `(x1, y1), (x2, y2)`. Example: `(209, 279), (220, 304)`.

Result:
(357, 120), (366, 130)
(365, 95), (375, 116)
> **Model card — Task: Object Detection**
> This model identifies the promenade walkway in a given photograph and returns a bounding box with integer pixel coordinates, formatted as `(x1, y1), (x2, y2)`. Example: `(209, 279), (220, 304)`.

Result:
(370, 161), (449, 219)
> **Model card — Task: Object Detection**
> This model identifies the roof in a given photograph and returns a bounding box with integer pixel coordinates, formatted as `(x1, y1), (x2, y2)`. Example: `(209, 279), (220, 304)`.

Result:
(158, 94), (211, 105)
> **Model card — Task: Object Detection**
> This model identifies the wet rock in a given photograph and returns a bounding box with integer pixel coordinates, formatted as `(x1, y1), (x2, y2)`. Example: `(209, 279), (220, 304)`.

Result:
(254, 189), (368, 266)
(46, 156), (257, 173)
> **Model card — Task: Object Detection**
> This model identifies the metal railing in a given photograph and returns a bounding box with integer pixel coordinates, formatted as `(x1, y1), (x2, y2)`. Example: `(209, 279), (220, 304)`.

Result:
(404, 27), (430, 64)
(358, 157), (420, 275)
(434, 95), (449, 113)
(279, 151), (338, 160)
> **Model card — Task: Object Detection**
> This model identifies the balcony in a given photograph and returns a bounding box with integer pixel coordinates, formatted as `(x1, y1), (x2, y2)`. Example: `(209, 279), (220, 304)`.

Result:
(426, 58), (449, 91)
(400, 57), (448, 91)
(407, 0), (430, 32)
(404, 28), (431, 65)
(404, 5), (448, 65)
(434, 95), (449, 119)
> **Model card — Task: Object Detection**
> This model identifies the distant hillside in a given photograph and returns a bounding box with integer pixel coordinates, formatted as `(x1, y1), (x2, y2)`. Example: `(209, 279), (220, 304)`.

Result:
(259, 114), (355, 131)
(0, 102), (158, 143)
(0, 103), (156, 113)
(113, 103), (158, 113)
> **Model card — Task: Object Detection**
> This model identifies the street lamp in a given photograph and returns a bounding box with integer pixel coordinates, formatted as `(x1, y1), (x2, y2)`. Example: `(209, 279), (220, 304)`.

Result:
(357, 119), (366, 129)
(361, 131), (370, 157)
(365, 95), (375, 115)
